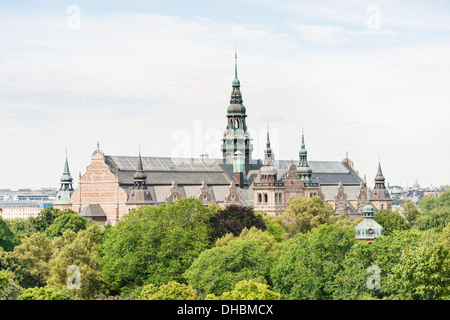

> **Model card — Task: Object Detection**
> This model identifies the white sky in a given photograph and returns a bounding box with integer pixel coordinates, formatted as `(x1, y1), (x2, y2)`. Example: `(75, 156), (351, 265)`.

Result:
(0, 0), (449, 190)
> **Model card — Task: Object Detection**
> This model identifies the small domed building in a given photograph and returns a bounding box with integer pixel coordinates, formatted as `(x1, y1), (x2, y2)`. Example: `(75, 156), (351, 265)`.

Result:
(355, 198), (384, 242)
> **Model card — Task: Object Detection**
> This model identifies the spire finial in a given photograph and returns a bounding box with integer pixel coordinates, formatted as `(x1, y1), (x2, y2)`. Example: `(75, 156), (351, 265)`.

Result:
(97, 141), (100, 151)
(301, 126), (305, 148)
(234, 47), (238, 80)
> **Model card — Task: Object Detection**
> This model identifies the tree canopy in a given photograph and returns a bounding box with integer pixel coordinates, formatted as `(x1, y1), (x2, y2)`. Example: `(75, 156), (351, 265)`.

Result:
(99, 198), (213, 293)
(208, 205), (266, 241)
(184, 238), (271, 298)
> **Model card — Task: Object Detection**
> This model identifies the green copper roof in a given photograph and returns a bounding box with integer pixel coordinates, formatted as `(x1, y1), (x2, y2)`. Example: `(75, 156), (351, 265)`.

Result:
(60, 156), (73, 183)
(355, 195), (383, 240)
(228, 52), (245, 111)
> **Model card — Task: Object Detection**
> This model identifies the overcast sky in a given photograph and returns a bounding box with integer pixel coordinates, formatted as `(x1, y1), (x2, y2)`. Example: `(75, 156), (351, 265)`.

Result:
(0, 0), (449, 191)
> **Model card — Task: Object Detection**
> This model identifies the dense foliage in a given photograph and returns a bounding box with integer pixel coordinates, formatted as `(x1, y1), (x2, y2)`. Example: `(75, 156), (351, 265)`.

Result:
(0, 193), (449, 300)
(208, 205), (266, 241)
(99, 198), (213, 294)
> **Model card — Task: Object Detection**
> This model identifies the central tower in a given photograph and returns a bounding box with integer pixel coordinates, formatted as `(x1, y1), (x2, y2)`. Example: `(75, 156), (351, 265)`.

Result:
(221, 51), (253, 173)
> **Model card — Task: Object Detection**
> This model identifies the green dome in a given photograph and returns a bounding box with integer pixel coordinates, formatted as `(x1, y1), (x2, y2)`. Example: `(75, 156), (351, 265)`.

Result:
(297, 166), (312, 174)
(227, 103), (246, 114)
(60, 173), (73, 183)
(355, 201), (383, 240)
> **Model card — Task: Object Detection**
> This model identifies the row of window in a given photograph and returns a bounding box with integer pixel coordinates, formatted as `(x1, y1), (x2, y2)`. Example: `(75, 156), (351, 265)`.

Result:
(256, 192), (283, 204)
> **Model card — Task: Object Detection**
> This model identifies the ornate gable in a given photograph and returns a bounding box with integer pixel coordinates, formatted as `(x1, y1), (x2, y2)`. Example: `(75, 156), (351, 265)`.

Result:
(198, 181), (213, 205)
(225, 181), (241, 205)
(166, 181), (182, 202)
(334, 181), (349, 213)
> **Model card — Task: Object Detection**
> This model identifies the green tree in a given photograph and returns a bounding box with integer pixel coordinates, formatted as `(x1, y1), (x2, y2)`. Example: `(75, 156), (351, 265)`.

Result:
(440, 223), (450, 249)
(374, 209), (410, 236)
(270, 224), (355, 300)
(261, 213), (286, 242)
(416, 190), (450, 232)
(0, 270), (9, 295)
(31, 207), (65, 232)
(6, 218), (37, 241)
(0, 270), (22, 300)
(17, 286), (77, 300)
(215, 226), (278, 253)
(400, 199), (420, 225)
(327, 213), (360, 231)
(278, 196), (335, 239)
(206, 280), (280, 300)
(13, 232), (55, 288)
(416, 206), (450, 233)
(45, 213), (90, 239)
(388, 244), (449, 300)
(99, 198), (213, 293)
(140, 281), (198, 300)
(0, 216), (18, 251)
(47, 223), (107, 299)
(331, 230), (422, 300)
(184, 238), (271, 298)
(208, 205), (266, 241)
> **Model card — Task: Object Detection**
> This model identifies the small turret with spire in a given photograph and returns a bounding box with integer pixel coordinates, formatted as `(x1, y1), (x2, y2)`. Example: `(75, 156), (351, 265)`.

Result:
(371, 161), (391, 200)
(127, 147), (154, 205)
(297, 127), (313, 183)
(54, 150), (74, 208)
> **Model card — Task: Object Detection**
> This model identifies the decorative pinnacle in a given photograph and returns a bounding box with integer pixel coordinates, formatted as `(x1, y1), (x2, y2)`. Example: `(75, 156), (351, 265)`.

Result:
(301, 127), (305, 149)
(234, 47), (238, 81)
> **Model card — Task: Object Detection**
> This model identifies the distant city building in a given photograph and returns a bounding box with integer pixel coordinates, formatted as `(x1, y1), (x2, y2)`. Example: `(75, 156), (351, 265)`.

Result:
(0, 201), (52, 220)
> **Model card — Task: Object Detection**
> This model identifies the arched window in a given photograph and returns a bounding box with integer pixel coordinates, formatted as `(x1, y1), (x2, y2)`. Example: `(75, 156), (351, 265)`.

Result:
(264, 194), (268, 203)
(258, 193), (262, 203)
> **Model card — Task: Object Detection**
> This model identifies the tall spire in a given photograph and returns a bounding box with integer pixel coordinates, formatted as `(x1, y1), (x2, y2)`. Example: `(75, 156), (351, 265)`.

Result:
(263, 123), (274, 166)
(234, 47), (238, 83)
(54, 151), (74, 207)
(60, 153), (73, 189)
(230, 48), (243, 105)
(127, 148), (154, 205)
(297, 127), (312, 182)
(133, 149), (147, 184)
(222, 49), (253, 171)
(371, 160), (391, 201)
(375, 161), (385, 183)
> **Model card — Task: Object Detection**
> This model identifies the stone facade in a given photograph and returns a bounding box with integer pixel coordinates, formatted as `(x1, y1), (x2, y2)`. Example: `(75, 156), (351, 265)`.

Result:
(71, 149), (128, 225)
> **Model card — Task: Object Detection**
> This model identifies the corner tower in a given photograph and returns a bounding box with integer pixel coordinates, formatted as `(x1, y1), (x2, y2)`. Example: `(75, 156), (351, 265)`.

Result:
(370, 161), (392, 211)
(221, 50), (253, 173)
(53, 152), (74, 210)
